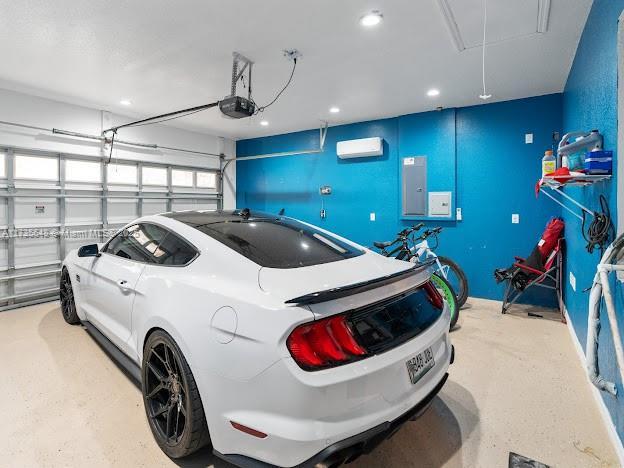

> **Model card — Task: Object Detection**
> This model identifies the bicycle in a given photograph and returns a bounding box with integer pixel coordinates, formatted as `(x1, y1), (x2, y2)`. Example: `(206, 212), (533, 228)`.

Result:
(406, 226), (468, 308)
(373, 225), (469, 329)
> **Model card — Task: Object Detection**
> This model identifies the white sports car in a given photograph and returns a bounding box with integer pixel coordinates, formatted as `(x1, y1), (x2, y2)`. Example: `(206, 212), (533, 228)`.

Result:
(60, 209), (454, 467)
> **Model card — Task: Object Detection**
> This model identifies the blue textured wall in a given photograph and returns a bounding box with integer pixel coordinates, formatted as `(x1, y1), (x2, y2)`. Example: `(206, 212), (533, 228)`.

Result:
(562, 0), (624, 441)
(237, 94), (562, 305)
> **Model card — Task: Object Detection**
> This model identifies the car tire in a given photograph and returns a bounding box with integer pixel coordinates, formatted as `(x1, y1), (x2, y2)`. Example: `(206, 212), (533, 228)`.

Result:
(60, 268), (80, 325)
(142, 330), (210, 459)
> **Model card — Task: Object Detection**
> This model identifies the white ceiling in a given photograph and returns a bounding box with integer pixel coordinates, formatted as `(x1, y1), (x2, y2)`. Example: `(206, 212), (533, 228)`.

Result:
(0, 0), (592, 140)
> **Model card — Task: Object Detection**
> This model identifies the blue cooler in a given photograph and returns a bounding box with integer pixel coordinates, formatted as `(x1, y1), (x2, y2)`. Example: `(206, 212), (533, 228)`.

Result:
(584, 150), (613, 175)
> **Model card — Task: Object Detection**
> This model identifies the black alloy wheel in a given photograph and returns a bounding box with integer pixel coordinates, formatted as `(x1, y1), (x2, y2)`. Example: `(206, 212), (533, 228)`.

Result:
(60, 269), (80, 324)
(142, 330), (210, 458)
(145, 341), (188, 445)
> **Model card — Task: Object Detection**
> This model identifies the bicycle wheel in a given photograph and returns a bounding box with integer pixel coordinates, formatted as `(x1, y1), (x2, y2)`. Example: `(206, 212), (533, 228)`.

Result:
(430, 273), (459, 330)
(436, 256), (469, 308)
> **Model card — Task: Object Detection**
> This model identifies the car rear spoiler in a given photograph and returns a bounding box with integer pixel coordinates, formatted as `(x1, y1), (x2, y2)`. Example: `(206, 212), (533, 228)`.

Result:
(285, 260), (436, 306)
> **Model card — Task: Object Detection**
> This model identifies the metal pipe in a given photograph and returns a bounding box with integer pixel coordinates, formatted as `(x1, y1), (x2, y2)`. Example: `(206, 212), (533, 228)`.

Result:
(234, 148), (324, 162)
(0, 193), (220, 199)
(587, 234), (624, 395)
(225, 121), (328, 167)
(0, 119), (50, 132)
(586, 274), (617, 395)
(0, 119), (222, 158)
(53, 128), (159, 150)
(598, 267), (624, 389)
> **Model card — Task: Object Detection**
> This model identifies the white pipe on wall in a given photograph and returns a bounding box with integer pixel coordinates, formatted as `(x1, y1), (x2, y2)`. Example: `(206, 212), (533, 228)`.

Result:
(587, 235), (624, 395)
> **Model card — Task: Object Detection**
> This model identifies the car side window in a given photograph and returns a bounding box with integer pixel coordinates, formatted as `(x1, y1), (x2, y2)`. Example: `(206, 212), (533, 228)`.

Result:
(151, 230), (197, 266)
(104, 223), (170, 263)
(104, 223), (197, 266)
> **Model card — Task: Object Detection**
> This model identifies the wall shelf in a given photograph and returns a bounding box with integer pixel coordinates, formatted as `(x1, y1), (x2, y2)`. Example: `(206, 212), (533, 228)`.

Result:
(538, 174), (611, 221)
(540, 174), (611, 188)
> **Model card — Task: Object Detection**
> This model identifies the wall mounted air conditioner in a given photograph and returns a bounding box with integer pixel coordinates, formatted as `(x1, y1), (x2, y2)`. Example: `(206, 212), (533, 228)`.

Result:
(337, 137), (383, 159)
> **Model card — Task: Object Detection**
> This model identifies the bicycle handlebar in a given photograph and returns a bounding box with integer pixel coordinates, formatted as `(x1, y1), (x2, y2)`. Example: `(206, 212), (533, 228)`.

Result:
(398, 223), (425, 237)
(413, 226), (443, 241)
(374, 224), (443, 253)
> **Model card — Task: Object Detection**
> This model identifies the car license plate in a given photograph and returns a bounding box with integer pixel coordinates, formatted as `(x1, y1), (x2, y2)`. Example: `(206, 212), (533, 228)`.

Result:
(406, 347), (435, 385)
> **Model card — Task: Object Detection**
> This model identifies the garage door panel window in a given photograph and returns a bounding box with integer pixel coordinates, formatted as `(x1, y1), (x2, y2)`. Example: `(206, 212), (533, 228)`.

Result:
(107, 164), (137, 185)
(15, 155), (59, 181)
(66, 160), (101, 183)
(172, 169), (193, 187)
(142, 166), (167, 186)
(196, 171), (216, 189)
(0, 152), (6, 179)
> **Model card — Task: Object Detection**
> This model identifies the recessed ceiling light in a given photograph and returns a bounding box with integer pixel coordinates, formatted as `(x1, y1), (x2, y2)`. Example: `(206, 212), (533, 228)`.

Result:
(360, 11), (383, 27)
(329, 107), (340, 114)
(427, 89), (440, 97)
(260, 120), (269, 126)
(120, 99), (131, 106)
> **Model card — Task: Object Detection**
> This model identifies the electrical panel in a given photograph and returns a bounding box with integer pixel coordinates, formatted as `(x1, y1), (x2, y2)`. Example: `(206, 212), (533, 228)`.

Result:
(402, 157), (427, 216)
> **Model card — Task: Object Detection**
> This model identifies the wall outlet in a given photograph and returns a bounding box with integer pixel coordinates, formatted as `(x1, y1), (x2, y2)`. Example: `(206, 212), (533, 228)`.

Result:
(320, 209), (326, 219)
(512, 214), (520, 224)
(525, 133), (533, 144)
(370, 212), (376, 221)
(456, 207), (462, 221)
(569, 271), (576, 292)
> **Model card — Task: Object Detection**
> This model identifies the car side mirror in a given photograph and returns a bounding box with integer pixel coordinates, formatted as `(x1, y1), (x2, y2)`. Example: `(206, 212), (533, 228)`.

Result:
(78, 244), (100, 258)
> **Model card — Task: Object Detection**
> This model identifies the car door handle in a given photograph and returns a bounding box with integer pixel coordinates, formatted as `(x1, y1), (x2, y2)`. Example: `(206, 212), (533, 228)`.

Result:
(117, 279), (131, 291)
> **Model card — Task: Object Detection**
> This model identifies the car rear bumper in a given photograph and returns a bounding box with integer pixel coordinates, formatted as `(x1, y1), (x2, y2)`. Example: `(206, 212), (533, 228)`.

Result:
(202, 306), (453, 467)
(215, 366), (451, 468)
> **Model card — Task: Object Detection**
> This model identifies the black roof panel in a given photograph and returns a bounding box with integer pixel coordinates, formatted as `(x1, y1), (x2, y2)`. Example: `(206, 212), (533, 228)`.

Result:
(162, 210), (363, 268)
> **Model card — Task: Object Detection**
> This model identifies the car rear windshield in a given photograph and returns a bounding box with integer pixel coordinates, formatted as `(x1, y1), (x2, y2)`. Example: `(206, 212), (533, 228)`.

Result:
(191, 217), (363, 268)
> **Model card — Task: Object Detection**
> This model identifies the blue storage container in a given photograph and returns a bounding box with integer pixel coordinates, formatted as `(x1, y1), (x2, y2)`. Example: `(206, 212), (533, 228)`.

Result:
(584, 150), (613, 175)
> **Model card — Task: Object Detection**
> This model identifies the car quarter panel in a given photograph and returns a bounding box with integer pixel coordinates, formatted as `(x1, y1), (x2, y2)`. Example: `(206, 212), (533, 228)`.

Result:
(129, 244), (315, 380)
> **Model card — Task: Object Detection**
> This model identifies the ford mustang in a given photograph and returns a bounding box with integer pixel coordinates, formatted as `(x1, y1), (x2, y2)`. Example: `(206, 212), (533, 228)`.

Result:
(60, 209), (454, 467)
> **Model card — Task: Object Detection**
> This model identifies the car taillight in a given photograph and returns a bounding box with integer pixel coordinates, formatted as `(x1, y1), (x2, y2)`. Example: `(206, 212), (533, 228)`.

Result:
(423, 280), (443, 309)
(287, 314), (367, 370)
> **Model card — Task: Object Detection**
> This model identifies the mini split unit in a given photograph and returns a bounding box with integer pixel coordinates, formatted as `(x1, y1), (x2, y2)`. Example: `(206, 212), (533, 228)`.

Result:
(337, 137), (384, 159)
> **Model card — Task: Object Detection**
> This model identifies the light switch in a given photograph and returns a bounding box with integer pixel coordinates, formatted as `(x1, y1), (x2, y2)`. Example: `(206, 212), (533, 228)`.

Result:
(456, 208), (462, 221)
(569, 271), (576, 292)
(370, 212), (376, 221)
(512, 214), (519, 224)
(525, 133), (533, 144)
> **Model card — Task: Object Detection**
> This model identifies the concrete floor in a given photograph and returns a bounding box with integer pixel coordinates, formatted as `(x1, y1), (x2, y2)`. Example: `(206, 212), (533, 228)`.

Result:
(0, 299), (619, 468)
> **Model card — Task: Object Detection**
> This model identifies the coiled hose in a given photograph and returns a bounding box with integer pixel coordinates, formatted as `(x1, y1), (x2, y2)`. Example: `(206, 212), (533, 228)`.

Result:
(582, 195), (614, 254)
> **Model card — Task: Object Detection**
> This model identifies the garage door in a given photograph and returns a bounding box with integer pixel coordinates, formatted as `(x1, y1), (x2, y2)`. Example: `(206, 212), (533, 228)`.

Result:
(0, 148), (220, 311)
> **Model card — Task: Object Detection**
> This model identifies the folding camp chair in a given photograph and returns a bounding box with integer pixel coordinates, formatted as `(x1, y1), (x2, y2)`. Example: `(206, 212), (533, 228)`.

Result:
(499, 238), (565, 322)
